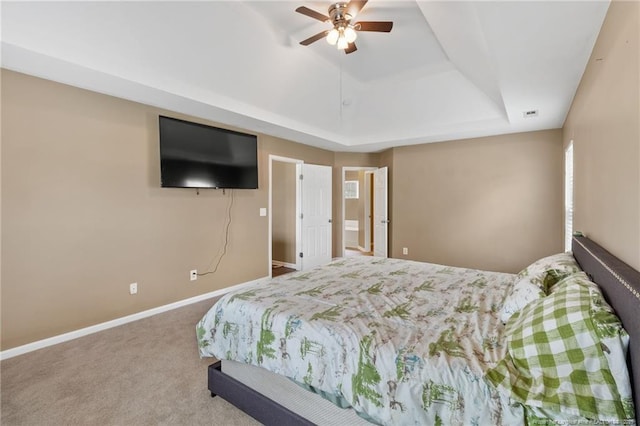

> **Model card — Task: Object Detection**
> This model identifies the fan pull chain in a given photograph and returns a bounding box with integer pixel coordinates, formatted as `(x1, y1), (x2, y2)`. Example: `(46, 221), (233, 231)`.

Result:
(339, 57), (343, 126)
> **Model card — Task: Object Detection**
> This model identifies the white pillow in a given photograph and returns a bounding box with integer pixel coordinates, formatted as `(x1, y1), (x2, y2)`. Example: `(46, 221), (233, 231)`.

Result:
(500, 278), (545, 323)
(500, 252), (581, 323)
(515, 252), (581, 293)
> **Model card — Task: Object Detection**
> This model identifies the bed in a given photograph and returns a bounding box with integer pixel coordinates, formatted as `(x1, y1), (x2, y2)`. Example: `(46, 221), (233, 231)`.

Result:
(197, 236), (639, 424)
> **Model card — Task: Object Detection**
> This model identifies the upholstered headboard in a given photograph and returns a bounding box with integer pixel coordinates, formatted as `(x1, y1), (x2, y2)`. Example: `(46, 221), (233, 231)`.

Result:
(572, 236), (640, 420)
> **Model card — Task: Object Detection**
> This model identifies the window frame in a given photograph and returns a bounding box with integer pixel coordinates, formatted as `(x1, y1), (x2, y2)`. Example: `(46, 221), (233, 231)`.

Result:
(564, 142), (574, 252)
(344, 180), (359, 199)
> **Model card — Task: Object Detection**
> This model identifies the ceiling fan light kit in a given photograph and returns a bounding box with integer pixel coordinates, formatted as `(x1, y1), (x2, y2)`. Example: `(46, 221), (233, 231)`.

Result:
(326, 28), (340, 45)
(296, 0), (393, 54)
(344, 27), (357, 42)
(327, 26), (357, 48)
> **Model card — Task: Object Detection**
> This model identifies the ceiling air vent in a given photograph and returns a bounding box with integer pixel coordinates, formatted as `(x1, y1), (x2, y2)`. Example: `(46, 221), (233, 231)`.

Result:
(523, 109), (539, 118)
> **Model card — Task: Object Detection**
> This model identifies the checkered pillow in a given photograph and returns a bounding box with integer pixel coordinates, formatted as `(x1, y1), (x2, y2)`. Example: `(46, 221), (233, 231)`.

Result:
(550, 271), (600, 294)
(487, 275), (635, 421)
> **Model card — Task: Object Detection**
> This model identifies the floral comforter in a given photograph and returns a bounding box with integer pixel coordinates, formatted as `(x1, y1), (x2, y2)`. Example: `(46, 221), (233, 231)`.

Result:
(197, 256), (525, 425)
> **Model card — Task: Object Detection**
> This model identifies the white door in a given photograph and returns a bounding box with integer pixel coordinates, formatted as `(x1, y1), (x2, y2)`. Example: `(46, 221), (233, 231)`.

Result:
(300, 164), (332, 270)
(373, 167), (388, 258)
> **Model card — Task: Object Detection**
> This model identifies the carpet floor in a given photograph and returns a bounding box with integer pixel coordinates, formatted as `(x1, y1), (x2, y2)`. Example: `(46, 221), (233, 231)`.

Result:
(1, 298), (261, 425)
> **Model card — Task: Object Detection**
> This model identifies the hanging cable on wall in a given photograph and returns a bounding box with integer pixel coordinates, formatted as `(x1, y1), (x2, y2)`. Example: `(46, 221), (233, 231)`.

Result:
(199, 189), (234, 277)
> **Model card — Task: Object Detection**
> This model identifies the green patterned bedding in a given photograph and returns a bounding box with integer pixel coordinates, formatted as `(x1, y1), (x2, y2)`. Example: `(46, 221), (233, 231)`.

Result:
(197, 256), (524, 425)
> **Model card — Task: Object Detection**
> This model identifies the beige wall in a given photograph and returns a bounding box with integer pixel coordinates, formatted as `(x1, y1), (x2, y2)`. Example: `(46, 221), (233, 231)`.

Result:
(2, 68), (574, 350)
(271, 161), (296, 264)
(389, 130), (564, 273)
(344, 170), (359, 221)
(563, 0), (640, 271)
(0, 70), (333, 350)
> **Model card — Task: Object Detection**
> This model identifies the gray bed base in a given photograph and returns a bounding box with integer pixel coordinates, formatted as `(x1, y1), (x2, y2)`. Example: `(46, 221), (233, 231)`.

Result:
(208, 361), (314, 425)
(208, 236), (640, 423)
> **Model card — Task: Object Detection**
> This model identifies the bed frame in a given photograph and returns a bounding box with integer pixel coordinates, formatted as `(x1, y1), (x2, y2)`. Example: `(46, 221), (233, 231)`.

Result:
(208, 236), (640, 423)
(571, 236), (640, 421)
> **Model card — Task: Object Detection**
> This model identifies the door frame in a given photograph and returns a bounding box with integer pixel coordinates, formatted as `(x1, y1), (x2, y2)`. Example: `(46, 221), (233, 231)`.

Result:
(269, 155), (303, 277)
(341, 166), (378, 258)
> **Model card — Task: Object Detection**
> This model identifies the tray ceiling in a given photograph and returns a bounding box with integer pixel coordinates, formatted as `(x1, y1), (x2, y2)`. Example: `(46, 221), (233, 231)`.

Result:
(1, 1), (610, 152)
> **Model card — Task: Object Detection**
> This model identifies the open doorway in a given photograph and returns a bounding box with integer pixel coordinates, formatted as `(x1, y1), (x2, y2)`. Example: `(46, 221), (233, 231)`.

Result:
(269, 156), (302, 277)
(342, 167), (377, 257)
(269, 156), (333, 277)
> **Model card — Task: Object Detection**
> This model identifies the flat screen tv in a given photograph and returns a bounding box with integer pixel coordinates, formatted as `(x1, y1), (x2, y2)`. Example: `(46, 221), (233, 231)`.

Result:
(159, 116), (258, 189)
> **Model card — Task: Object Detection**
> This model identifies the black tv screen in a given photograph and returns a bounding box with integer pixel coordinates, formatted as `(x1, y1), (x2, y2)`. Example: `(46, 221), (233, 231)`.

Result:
(159, 116), (258, 189)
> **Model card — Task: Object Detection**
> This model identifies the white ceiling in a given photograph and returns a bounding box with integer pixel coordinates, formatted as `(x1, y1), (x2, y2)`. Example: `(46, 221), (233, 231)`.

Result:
(1, 1), (609, 152)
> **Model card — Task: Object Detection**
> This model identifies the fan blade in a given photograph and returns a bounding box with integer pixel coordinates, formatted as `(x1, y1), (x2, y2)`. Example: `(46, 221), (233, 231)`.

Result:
(300, 30), (330, 46)
(295, 6), (330, 22)
(345, 42), (358, 54)
(356, 21), (393, 32)
(346, 0), (368, 18)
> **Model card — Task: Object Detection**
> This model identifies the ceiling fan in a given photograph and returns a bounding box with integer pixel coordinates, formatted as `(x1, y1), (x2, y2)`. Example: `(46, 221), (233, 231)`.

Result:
(295, 0), (393, 54)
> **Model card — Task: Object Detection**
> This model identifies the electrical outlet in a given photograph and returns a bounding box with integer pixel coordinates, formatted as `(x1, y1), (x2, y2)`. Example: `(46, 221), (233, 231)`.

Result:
(129, 283), (138, 295)
(190, 270), (198, 281)
(402, 247), (408, 255)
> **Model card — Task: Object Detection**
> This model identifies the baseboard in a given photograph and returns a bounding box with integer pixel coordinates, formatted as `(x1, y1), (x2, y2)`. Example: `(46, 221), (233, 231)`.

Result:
(0, 276), (269, 361)
(272, 260), (296, 269)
